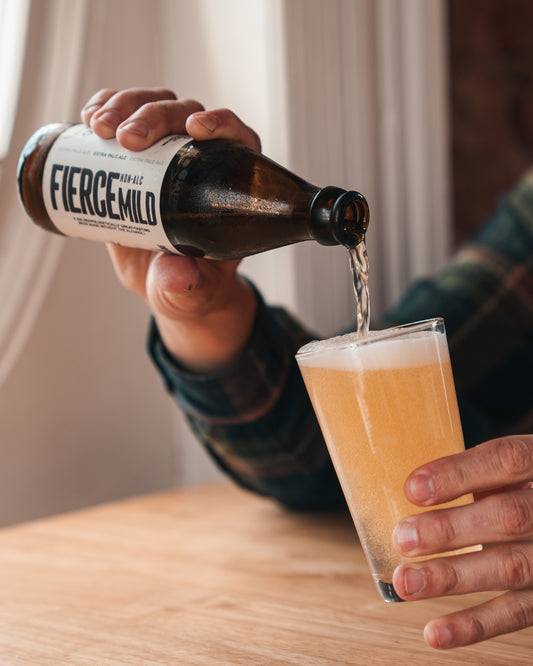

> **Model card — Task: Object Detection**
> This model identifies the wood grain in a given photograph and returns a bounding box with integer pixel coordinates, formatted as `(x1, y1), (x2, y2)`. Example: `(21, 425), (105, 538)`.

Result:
(0, 482), (530, 664)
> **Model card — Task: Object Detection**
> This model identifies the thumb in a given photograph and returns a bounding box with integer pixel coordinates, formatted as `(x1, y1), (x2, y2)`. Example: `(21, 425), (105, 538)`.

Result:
(145, 253), (202, 318)
(145, 252), (242, 320)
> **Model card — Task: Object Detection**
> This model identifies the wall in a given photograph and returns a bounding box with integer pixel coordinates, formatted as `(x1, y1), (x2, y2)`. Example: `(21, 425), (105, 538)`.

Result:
(0, 0), (216, 526)
(449, 0), (533, 244)
(0, 241), (178, 524)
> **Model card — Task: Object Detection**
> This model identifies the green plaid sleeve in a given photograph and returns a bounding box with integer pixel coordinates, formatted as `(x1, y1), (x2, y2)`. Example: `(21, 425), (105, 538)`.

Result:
(148, 171), (533, 509)
(148, 283), (345, 510)
(383, 170), (533, 447)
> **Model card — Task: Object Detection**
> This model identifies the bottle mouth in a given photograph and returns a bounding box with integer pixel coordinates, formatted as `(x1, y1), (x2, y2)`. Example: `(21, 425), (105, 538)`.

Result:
(331, 190), (369, 249)
(310, 186), (369, 249)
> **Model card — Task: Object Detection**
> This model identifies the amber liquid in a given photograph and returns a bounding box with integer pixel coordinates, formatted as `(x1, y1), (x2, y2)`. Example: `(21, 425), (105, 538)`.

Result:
(349, 242), (370, 337)
(297, 318), (479, 602)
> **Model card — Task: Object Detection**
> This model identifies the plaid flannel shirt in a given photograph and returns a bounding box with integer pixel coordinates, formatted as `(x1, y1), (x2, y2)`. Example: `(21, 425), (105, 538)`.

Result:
(149, 171), (533, 509)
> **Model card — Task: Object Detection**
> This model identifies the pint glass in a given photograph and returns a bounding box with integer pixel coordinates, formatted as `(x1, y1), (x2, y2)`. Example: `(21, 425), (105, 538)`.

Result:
(296, 318), (477, 602)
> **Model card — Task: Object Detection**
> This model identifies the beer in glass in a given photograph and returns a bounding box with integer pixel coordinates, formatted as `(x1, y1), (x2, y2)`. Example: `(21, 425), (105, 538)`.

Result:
(296, 318), (478, 602)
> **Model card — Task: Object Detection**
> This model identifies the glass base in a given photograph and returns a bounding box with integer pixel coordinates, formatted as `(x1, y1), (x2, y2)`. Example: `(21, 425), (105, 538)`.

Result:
(377, 580), (404, 603)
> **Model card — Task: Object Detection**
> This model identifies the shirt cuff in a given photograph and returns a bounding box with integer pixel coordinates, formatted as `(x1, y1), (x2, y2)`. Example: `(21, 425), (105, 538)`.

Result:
(147, 284), (302, 425)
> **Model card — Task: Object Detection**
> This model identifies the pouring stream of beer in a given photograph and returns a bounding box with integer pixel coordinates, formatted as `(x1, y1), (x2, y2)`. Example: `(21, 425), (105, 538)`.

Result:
(349, 242), (370, 337)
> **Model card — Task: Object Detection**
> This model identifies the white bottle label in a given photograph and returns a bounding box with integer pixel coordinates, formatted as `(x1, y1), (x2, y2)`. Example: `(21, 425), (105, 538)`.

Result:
(42, 124), (190, 253)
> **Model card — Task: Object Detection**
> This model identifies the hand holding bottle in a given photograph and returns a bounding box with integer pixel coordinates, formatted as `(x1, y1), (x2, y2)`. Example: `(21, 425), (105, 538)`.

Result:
(82, 87), (260, 372)
(20, 86), (367, 370)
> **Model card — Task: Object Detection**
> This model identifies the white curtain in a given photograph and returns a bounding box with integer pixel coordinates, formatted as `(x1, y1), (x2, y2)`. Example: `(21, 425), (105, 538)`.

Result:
(281, 0), (452, 329)
(0, 0), (89, 387)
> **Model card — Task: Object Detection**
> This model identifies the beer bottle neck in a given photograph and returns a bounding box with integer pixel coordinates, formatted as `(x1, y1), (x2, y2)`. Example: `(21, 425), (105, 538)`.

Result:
(310, 186), (369, 249)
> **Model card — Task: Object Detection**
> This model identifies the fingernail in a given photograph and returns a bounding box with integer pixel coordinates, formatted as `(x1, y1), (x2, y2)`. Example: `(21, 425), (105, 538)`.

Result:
(403, 567), (426, 596)
(118, 120), (149, 138)
(194, 113), (218, 132)
(394, 521), (419, 552)
(94, 109), (122, 128)
(409, 473), (435, 503)
(424, 623), (454, 648)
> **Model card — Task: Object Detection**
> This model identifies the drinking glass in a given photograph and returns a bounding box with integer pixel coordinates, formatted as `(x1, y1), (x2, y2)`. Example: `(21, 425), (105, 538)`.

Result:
(296, 318), (478, 602)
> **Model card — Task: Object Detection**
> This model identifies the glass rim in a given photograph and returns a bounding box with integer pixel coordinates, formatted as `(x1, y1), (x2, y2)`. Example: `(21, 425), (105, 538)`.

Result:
(296, 317), (445, 359)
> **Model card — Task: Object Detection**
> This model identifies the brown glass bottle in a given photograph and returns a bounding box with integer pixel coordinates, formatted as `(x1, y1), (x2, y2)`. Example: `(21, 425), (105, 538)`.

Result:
(17, 122), (369, 260)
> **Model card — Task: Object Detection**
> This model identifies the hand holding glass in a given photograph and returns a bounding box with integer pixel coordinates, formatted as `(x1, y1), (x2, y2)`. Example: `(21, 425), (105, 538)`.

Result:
(296, 318), (479, 602)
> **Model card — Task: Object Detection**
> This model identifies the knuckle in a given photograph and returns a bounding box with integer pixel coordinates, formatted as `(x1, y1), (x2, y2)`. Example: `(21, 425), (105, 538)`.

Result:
(463, 615), (487, 644)
(110, 87), (171, 109)
(82, 89), (117, 111)
(500, 547), (533, 588)
(137, 100), (167, 120)
(430, 560), (460, 595)
(118, 269), (136, 293)
(214, 107), (237, 122)
(151, 87), (178, 100)
(212, 108), (248, 132)
(207, 108), (260, 149)
(510, 596), (533, 631)
(248, 127), (262, 151)
(180, 98), (205, 113)
(95, 87), (117, 99)
(425, 456), (467, 500)
(136, 99), (187, 125)
(108, 88), (138, 107)
(496, 437), (533, 478)
(442, 456), (469, 492)
(113, 262), (139, 294)
(432, 512), (458, 549)
(498, 494), (533, 537)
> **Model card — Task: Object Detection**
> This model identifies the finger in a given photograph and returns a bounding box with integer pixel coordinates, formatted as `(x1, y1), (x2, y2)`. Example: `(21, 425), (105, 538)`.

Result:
(80, 88), (117, 125)
(146, 253), (201, 313)
(106, 244), (155, 298)
(86, 87), (179, 140)
(186, 108), (261, 151)
(393, 541), (533, 601)
(475, 480), (533, 502)
(115, 98), (204, 151)
(393, 490), (533, 556)
(145, 253), (240, 320)
(423, 588), (533, 649)
(404, 436), (533, 506)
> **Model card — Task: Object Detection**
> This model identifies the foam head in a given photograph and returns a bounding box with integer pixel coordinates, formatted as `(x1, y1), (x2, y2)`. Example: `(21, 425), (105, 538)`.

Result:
(296, 319), (449, 371)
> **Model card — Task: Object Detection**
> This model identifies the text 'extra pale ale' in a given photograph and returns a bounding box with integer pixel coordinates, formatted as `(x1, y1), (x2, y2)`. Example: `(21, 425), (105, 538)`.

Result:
(17, 123), (369, 260)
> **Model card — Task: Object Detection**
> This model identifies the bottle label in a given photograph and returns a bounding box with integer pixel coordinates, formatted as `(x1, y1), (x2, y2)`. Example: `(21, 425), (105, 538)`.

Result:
(42, 124), (190, 253)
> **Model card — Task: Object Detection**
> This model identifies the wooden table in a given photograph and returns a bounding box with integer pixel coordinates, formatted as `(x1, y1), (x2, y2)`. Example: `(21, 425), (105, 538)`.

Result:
(0, 483), (532, 665)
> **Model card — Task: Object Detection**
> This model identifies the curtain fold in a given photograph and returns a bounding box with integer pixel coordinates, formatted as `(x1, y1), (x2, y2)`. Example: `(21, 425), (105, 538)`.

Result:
(0, 0), (89, 388)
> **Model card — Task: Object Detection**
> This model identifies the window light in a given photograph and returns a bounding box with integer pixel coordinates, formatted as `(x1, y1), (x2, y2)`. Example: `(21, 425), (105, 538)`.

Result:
(0, 0), (30, 160)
